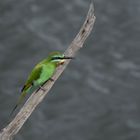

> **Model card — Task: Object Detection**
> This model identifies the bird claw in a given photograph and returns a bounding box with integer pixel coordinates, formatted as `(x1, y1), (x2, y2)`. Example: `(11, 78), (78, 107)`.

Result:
(39, 86), (46, 92)
(36, 86), (46, 93)
(49, 78), (54, 82)
(35, 78), (54, 93)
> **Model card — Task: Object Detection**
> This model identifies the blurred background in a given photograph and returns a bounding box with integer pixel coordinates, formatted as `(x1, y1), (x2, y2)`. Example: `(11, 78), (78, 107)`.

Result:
(0, 0), (140, 140)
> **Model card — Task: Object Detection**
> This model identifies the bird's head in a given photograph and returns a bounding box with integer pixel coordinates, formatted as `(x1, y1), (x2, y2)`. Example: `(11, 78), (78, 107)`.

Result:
(48, 52), (73, 66)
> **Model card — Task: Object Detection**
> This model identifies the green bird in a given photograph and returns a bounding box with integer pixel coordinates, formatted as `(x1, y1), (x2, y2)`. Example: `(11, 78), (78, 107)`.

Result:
(10, 52), (73, 115)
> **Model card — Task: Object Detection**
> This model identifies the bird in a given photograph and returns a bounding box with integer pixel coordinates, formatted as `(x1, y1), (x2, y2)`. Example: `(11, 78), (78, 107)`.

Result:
(10, 51), (73, 116)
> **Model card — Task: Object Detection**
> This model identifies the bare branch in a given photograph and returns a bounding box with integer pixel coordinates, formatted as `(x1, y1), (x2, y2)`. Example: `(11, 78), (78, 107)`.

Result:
(0, 2), (96, 140)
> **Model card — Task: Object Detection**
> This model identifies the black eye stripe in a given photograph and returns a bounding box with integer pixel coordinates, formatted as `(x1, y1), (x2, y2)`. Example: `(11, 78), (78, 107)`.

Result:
(51, 57), (63, 60)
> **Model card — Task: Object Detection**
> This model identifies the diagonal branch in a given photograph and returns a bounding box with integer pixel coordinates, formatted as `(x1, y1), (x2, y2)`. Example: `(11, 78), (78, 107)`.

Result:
(0, 2), (96, 140)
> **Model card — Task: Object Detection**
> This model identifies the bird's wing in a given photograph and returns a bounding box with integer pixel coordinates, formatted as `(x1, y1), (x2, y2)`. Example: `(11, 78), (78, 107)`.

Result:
(37, 63), (55, 84)
(21, 62), (56, 92)
(21, 64), (42, 92)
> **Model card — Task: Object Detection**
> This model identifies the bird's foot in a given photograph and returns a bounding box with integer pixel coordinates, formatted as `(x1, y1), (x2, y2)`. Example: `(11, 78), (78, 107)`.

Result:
(39, 86), (46, 91)
(36, 86), (46, 93)
(49, 78), (54, 82)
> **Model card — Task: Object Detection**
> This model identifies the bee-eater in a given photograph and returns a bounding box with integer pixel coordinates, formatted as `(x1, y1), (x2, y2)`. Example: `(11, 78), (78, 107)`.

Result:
(10, 52), (73, 115)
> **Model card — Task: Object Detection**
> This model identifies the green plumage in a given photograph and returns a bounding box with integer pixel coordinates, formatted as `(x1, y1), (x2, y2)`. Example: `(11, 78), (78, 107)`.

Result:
(10, 52), (73, 115)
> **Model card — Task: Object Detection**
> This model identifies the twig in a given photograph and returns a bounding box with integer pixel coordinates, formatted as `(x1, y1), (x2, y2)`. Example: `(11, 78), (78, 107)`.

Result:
(0, 2), (96, 140)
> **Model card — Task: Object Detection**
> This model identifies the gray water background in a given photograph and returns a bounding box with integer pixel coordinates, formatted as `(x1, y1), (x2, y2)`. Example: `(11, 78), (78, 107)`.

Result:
(0, 0), (140, 140)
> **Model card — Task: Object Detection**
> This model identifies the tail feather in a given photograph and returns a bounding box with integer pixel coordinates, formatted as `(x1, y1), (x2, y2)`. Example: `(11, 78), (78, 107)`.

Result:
(10, 104), (18, 117)
(10, 92), (27, 117)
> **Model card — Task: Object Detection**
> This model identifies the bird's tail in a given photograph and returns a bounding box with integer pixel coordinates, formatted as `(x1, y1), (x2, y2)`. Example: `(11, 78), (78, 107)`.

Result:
(10, 91), (27, 117)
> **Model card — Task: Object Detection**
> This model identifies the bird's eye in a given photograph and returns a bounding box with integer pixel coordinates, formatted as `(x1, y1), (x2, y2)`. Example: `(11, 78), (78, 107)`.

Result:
(51, 57), (55, 60)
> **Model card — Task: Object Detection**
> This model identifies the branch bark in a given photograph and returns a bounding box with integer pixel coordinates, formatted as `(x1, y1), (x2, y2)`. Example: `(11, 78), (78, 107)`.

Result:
(0, 2), (96, 140)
